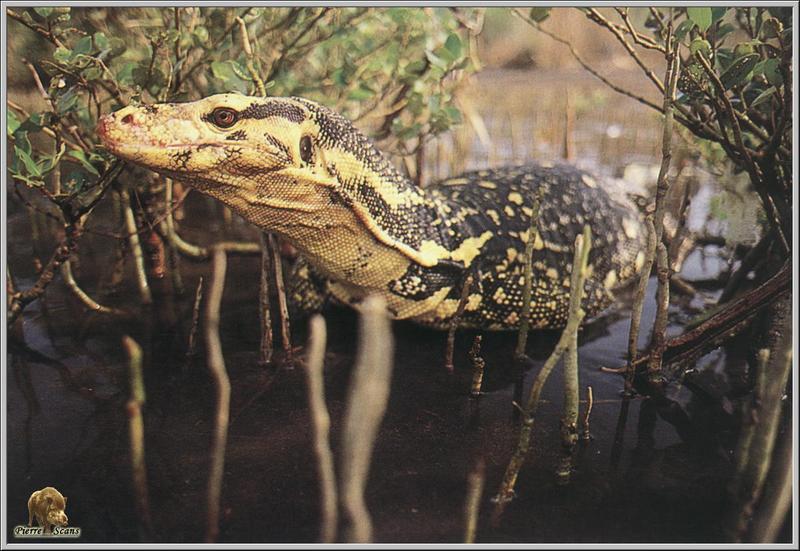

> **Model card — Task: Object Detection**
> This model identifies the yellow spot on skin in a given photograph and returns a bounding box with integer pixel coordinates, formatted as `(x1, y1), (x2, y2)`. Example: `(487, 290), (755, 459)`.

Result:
(582, 174), (597, 188)
(545, 268), (559, 280)
(467, 294), (482, 310)
(450, 231), (493, 265)
(533, 233), (544, 250)
(635, 251), (646, 271)
(478, 180), (497, 189)
(506, 248), (518, 263)
(508, 192), (524, 205)
(505, 311), (519, 326)
(604, 269), (618, 288)
(442, 177), (468, 186)
(504, 205), (515, 217)
(486, 210), (501, 225)
(622, 218), (639, 239)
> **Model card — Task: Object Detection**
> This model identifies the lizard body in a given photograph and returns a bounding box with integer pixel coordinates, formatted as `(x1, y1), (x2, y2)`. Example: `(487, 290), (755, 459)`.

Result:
(98, 94), (646, 329)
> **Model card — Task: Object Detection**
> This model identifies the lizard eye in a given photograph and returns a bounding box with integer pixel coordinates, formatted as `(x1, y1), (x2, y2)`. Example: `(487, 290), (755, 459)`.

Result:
(210, 107), (238, 128)
(299, 135), (313, 163)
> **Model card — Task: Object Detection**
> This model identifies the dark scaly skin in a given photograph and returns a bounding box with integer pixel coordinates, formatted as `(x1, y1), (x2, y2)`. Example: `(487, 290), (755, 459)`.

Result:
(97, 94), (647, 330)
(290, 162), (647, 330)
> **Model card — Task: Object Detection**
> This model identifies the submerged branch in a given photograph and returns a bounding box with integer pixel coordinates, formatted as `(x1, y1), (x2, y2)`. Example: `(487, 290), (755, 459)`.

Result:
(492, 226), (592, 523)
(304, 315), (337, 543)
(204, 249), (231, 543)
(123, 335), (153, 540)
(340, 295), (394, 543)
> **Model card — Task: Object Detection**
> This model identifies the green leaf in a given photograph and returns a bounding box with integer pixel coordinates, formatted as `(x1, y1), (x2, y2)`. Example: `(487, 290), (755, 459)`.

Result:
(529, 7), (550, 23)
(7, 111), (20, 135)
(751, 86), (776, 107)
(690, 38), (711, 57)
(674, 19), (696, 42)
(15, 146), (41, 177)
(760, 17), (782, 39)
(444, 33), (462, 59)
(53, 47), (72, 64)
(347, 85), (374, 101)
(715, 23), (735, 42)
(93, 32), (110, 51)
(687, 7), (712, 32)
(109, 37), (127, 57)
(762, 58), (783, 86)
(711, 7), (728, 24)
(116, 61), (137, 85)
(211, 60), (236, 82)
(73, 36), (93, 56)
(719, 53), (760, 89)
(193, 26), (209, 44)
(56, 89), (79, 114)
(33, 7), (53, 18)
(67, 149), (100, 176)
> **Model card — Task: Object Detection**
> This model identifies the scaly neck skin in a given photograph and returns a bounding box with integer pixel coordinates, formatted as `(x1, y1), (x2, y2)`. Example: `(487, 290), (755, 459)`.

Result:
(180, 169), (456, 319)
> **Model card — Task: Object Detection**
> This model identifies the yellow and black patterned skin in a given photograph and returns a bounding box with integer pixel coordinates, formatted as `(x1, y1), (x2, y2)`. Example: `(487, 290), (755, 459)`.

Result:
(98, 94), (646, 330)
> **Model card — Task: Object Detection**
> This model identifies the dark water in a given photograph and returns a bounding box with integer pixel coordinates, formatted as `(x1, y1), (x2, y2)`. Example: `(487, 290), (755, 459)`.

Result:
(5, 70), (787, 543)
(5, 198), (758, 544)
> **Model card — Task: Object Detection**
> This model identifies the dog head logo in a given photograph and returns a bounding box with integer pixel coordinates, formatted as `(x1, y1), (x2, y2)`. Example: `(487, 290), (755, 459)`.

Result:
(27, 487), (69, 534)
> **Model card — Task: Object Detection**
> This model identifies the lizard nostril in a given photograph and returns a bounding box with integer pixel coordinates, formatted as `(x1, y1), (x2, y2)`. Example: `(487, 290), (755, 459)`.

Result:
(121, 114), (134, 125)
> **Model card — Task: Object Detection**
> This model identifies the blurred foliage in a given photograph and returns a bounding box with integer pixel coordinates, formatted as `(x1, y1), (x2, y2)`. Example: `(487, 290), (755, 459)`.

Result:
(7, 6), (481, 195)
(526, 6), (792, 250)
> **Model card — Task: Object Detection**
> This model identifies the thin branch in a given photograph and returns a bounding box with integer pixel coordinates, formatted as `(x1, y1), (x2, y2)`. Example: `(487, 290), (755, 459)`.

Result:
(492, 226), (592, 523)
(340, 295), (394, 543)
(6, 8), (65, 48)
(584, 8), (665, 94)
(204, 248), (232, 543)
(512, 10), (662, 113)
(445, 273), (474, 373)
(123, 334), (153, 540)
(305, 315), (337, 543)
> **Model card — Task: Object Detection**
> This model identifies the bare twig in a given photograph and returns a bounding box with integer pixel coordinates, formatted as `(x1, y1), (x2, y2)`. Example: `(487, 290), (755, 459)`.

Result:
(340, 295), (394, 543)
(725, 299), (792, 541)
(584, 8), (665, 93)
(121, 189), (153, 305)
(463, 456), (486, 543)
(580, 385), (593, 440)
(469, 335), (486, 398)
(204, 249), (231, 543)
(445, 273), (474, 373)
(556, 226), (591, 485)
(123, 335), (153, 540)
(7, 8), (65, 47)
(236, 16), (267, 97)
(512, 10), (661, 113)
(267, 234), (293, 367)
(258, 234), (274, 366)
(492, 226), (592, 523)
(304, 315), (337, 543)
(60, 260), (125, 316)
(646, 243), (670, 382)
(185, 276), (204, 366)
(625, 216), (656, 393)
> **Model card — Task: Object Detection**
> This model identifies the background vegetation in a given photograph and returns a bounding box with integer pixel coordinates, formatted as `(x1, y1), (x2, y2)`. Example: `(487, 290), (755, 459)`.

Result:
(5, 6), (793, 545)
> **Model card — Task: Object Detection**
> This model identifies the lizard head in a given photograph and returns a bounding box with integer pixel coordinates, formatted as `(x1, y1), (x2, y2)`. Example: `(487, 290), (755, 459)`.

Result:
(96, 93), (415, 231)
(97, 93), (335, 197)
(98, 93), (449, 272)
